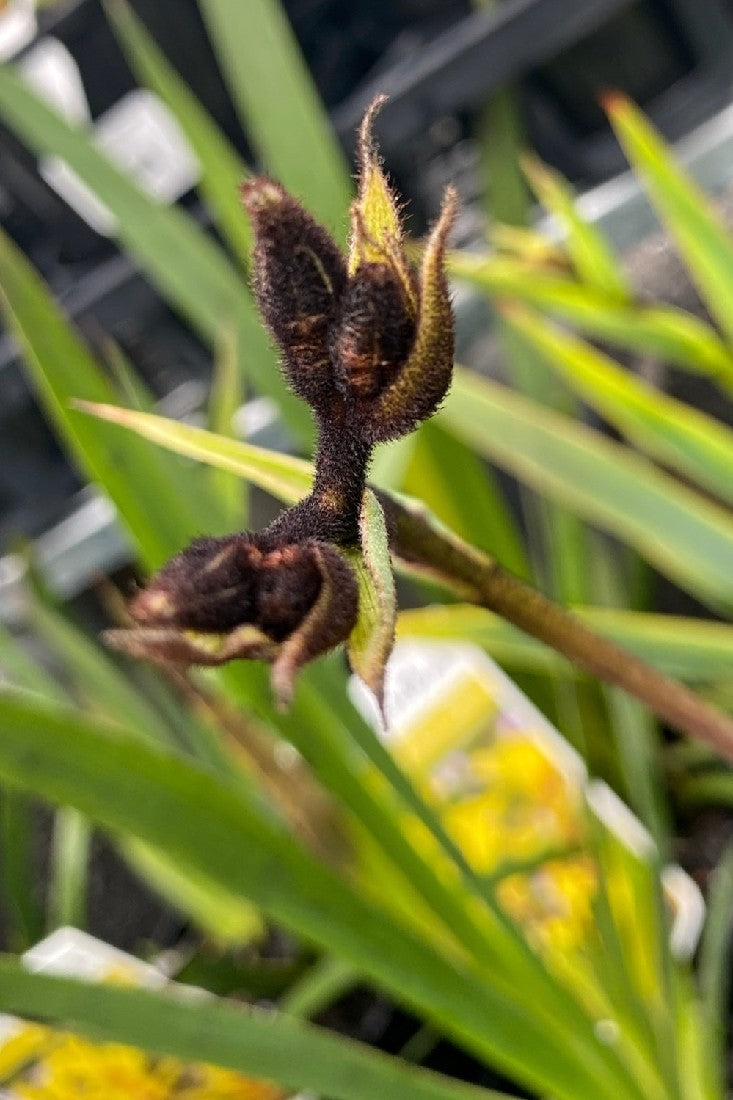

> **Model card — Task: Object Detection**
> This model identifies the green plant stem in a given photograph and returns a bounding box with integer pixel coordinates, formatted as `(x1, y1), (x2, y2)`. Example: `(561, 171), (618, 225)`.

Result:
(381, 493), (733, 761)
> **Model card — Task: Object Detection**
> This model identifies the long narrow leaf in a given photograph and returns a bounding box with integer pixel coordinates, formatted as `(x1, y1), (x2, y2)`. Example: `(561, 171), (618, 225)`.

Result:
(439, 369), (733, 610)
(522, 153), (630, 298)
(28, 599), (176, 747)
(396, 604), (733, 683)
(448, 251), (733, 383)
(72, 399), (312, 503)
(47, 807), (90, 931)
(0, 63), (309, 437)
(698, 837), (733, 1093)
(0, 691), (639, 1100)
(103, 0), (252, 263)
(403, 422), (529, 579)
(0, 789), (44, 950)
(504, 303), (733, 507)
(605, 92), (733, 354)
(0, 228), (212, 570)
(0, 620), (64, 701)
(198, 0), (351, 238)
(0, 959), (508, 1100)
(208, 324), (248, 527)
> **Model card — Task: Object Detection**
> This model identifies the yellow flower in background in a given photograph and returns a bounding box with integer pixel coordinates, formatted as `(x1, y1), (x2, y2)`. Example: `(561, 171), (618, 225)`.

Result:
(432, 733), (598, 959)
(498, 857), (598, 955)
(0, 1025), (282, 1100)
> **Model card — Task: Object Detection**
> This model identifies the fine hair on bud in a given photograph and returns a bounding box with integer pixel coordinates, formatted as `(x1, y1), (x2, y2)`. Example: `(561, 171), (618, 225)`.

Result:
(241, 178), (347, 413)
(111, 95), (457, 706)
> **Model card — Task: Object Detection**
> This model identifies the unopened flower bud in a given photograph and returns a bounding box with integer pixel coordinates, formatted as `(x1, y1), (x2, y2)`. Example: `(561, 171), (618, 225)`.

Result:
(330, 96), (457, 440)
(241, 178), (347, 412)
(107, 536), (358, 708)
(110, 96), (457, 706)
(241, 96), (456, 443)
(329, 262), (416, 399)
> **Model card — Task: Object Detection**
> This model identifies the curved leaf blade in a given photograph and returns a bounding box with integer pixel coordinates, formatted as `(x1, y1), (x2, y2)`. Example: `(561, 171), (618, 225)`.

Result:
(439, 369), (733, 610)
(0, 959), (509, 1100)
(503, 304), (733, 507)
(522, 153), (629, 299)
(0, 62), (309, 438)
(346, 491), (396, 711)
(198, 0), (351, 238)
(605, 92), (733, 352)
(448, 251), (733, 383)
(73, 400), (313, 504)
(0, 228), (215, 569)
(0, 691), (637, 1100)
(103, 0), (252, 263)
(397, 604), (733, 683)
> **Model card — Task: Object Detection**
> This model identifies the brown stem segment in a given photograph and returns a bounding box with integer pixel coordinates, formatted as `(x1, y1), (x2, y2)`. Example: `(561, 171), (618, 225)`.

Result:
(380, 491), (733, 764)
(262, 403), (372, 548)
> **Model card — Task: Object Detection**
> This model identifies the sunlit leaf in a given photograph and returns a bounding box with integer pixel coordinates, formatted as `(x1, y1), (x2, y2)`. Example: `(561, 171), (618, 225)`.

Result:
(402, 422), (529, 579)
(73, 400), (312, 504)
(198, 0), (351, 240)
(448, 251), (733, 384)
(120, 836), (264, 947)
(440, 369), (733, 610)
(0, 227), (218, 569)
(0, 691), (637, 1100)
(103, 0), (252, 263)
(208, 324), (248, 527)
(397, 603), (733, 683)
(605, 92), (733, 355)
(0, 959), (510, 1100)
(0, 63), (309, 438)
(522, 153), (629, 299)
(503, 303), (733, 507)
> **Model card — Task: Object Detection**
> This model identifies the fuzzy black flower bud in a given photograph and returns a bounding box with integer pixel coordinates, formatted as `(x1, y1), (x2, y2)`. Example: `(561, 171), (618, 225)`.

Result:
(109, 96), (457, 707)
(241, 96), (457, 443)
(329, 262), (416, 400)
(107, 534), (358, 708)
(241, 178), (347, 413)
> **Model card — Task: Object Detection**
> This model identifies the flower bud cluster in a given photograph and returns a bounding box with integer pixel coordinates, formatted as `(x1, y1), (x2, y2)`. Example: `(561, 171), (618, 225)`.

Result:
(241, 96), (457, 444)
(108, 98), (457, 706)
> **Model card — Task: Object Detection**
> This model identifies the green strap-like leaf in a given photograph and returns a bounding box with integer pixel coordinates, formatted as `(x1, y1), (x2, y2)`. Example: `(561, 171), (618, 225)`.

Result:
(605, 92), (733, 352)
(0, 958), (509, 1100)
(28, 598), (175, 748)
(402, 422), (530, 579)
(103, 0), (252, 263)
(73, 400), (313, 504)
(439, 369), (733, 610)
(198, 0), (351, 240)
(0, 62), (310, 439)
(504, 303), (733, 508)
(0, 227), (219, 569)
(397, 603), (733, 682)
(522, 153), (630, 299)
(0, 691), (640, 1100)
(698, 837), (733, 1094)
(207, 324), (248, 528)
(448, 251), (733, 384)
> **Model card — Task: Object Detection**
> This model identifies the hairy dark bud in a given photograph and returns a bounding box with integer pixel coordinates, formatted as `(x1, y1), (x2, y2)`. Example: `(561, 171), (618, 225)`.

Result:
(109, 536), (358, 708)
(241, 96), (456, 442)
(330, 263), (416, 400)
(241, 179), (347, 412)
(110, 96), (456, 706)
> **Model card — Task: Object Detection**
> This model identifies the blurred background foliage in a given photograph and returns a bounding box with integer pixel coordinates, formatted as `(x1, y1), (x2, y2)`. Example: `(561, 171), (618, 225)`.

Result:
(0, 0), (732, 1098)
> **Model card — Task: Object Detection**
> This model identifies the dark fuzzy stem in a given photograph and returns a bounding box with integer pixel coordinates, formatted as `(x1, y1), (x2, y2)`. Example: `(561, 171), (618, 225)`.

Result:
(262, 402), (372, 548)
(380, 491), (733, 764)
